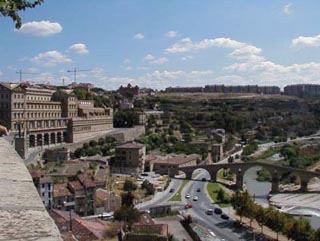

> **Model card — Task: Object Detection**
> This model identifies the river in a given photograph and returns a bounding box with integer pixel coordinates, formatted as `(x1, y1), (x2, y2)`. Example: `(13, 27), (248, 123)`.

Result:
(244, 166), (320, 229)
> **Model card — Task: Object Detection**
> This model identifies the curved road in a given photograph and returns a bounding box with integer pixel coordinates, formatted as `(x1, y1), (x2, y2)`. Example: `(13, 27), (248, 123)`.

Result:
(182, 171), (246, 241)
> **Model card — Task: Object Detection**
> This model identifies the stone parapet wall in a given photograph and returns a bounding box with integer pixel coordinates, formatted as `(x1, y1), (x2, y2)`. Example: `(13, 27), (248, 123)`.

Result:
(0, 138), (63, 241)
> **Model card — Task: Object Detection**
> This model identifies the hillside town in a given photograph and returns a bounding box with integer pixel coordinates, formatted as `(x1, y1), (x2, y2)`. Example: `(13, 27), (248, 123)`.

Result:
(2, 1), (320, 241)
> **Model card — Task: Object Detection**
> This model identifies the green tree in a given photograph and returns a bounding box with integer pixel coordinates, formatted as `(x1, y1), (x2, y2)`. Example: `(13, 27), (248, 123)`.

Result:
(217, 188), (225, 203)
(114, 110), (138, 127)
(227, 156), (234, 163)
(123, 180), (137, 192)
(313, 228), (320, 241)
(0, 0), (43, 29)
(113, 205), (141, 228)
(255, 206), (265, 234)
(121, 191), (135, 207)
(141, 180), (155, 195)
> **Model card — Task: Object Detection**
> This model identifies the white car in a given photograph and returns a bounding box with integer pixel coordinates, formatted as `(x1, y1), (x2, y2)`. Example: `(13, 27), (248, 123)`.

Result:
(193, 196), (198, 201)
(185, 193), (191, 199)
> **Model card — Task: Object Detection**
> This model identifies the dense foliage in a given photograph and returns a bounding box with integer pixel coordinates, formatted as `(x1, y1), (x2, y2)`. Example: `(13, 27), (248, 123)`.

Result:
(143, 94), (320, 141)
(73, 136), (117, 158)
(113, 110), (139, 127)
(0, 0), (43, 28)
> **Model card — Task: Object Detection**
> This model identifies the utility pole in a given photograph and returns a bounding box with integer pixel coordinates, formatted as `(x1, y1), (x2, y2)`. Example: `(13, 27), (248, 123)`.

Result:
(67, 68), (91, 83)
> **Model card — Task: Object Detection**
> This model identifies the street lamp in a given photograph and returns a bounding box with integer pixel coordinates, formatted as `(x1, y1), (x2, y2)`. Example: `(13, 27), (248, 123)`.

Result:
(63, 201), (72, 231)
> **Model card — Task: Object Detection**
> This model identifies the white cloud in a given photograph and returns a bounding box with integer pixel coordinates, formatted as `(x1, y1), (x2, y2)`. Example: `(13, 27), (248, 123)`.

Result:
(144, 54), (168, 65)
(134, 33), (144, 39)
(16, 20), (62, 37)
(69, 43), (89, 55)
(165, 31), (179, 38)
(283, 3), (293, 15)
(181, 55), (193, 61)
(31, 50), (72, 67)
(292, 34), (320, 47)
(144, 54), (155, 61)
(91, 67), (104, 75)
(165, 37), (263, 61)
(125, 66), (133, 71)
(0, 70), (3, 77)
(137, 66), (148, 71)
(150, 57), (169, 65)
(123, 59), (131, 64)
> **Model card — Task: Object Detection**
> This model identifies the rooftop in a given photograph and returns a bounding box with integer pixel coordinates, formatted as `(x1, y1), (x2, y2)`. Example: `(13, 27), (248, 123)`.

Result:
(116, 142), (145, 149)
(68, 181), (84, 192)
(54, 183), (72, 198)
(147, 154), (200, 165)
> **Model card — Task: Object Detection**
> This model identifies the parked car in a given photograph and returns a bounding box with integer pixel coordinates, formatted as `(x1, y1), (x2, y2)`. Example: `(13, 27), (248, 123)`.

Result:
(206, 209), (213, 215)
(141, 173), (148, 176)
(201, 178), (207, 182)
(214, 208), (222, 214)
(185, 203), (193, 209)
(193, 196), (199, 201)
(196, 188), (201, 192)
(169, 188), (174, 193)
(185, 193), (191, 199)
(221, 214), (229, 220)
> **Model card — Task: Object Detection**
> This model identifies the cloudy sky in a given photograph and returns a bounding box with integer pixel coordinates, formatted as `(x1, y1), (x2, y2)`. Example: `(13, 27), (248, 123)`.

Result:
(1, 1), (320, 90)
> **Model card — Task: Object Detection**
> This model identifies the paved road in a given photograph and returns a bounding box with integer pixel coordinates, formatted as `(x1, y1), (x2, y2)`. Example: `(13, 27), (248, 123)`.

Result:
(136, 178), (183, 210)
(182, 172), (247, 241)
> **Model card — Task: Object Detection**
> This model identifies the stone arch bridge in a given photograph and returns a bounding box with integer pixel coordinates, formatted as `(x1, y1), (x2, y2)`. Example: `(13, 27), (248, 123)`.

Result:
(172, 162), (320, 193)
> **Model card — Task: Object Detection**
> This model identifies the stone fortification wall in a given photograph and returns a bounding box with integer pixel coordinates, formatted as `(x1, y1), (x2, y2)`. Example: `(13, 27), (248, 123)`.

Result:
(0, 138), (63, 241)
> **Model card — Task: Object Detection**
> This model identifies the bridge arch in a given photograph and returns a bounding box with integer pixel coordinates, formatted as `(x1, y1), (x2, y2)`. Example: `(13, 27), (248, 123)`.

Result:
(191, 168), (211, 181)
(279, 171), (301, 192)
(214, 167), (237, 187)
(307, 177), (320, 192)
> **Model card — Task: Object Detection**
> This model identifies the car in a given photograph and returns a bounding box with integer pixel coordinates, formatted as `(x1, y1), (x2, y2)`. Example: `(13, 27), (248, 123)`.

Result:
(169, 188), (174, 193)
(185, 203), (193, 209)
(201, 178), (207, 182)
(221, 214), (229, 220)
(193, 196), (198, 201)
(196, 188), (201, 192)
(141, 173), (148, 176)
(185, 193), (191, 199)
(206, 209), (213, 215)
(214, 208), (222, 214)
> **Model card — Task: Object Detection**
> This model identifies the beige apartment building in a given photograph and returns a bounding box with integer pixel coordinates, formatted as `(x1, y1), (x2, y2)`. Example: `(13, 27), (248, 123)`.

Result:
(0, 82), (113, 150)
(113, 142), (146, 174)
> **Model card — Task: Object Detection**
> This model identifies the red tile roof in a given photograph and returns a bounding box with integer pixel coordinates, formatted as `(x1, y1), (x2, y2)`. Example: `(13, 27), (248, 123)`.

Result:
(95, 188), (108, 201)
(68, 181), (84, 192)
(78, 174), (96, 189)
(54, 183), (72, 198)
(72, 218), (106, 241)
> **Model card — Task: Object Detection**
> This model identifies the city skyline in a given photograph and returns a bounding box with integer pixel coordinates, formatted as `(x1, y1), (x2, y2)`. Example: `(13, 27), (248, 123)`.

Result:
(1, 1), (320, 90)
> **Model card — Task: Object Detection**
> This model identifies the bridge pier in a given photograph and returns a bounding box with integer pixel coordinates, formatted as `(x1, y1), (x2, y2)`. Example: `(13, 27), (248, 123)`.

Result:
(299, 180), (309, 192)
(236, 175), (243, 190)
(185, 172), (193, 180)
(271, 177), (280, 193)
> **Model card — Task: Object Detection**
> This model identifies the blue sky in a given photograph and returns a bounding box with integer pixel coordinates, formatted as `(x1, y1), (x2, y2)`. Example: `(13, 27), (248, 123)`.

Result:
(1, 0), (320, 90)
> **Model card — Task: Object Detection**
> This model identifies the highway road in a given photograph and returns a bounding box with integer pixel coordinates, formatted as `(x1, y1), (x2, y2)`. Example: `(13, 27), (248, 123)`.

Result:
(182, 171), (247, 241)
